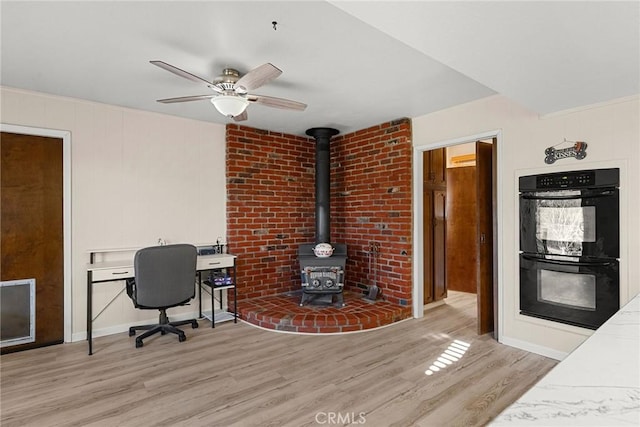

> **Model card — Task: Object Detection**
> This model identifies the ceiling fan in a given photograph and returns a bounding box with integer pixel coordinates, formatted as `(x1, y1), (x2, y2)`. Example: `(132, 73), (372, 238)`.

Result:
(150, 60), (307, 121)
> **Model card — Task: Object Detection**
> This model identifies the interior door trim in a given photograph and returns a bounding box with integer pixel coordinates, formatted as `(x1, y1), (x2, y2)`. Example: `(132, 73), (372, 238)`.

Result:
(1, 123), (72, 343)
(412, 129), (503, 341)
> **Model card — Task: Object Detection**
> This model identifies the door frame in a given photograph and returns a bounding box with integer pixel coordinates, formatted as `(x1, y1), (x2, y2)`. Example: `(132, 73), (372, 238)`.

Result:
(412, 130), (503, 339)
(1, 123), (72, 343)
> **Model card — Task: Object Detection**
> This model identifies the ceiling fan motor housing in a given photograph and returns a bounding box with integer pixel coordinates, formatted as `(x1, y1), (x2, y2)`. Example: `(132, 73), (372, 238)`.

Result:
(214, 68), (242, 92)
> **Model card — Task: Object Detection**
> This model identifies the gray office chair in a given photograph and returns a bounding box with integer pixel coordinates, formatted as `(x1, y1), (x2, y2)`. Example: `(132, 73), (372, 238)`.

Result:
(126, 244), (199, 348)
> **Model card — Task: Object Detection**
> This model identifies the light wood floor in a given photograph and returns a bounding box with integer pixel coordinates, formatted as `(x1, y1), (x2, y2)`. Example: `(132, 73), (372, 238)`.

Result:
(0, 291), (556, 427)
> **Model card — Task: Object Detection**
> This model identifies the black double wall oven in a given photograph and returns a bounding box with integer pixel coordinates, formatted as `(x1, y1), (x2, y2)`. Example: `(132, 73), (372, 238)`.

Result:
(519, 168), (620, 330)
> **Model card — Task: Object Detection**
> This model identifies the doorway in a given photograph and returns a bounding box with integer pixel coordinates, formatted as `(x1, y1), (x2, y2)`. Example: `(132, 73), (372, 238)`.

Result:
(413, 132), (499, 337)
(0, 124), (72, 350)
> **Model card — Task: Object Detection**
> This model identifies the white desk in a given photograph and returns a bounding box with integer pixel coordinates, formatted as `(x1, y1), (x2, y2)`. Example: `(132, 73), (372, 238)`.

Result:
(87, 250), (237, 355)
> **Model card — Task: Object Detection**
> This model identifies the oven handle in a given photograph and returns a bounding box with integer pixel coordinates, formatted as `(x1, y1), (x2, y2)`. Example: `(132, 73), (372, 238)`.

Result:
(520, 190), (616, 200)
(521, 254), (616, 267)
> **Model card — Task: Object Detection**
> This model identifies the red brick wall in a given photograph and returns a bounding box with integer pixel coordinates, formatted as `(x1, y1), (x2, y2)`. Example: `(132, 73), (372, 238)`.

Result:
(332, 118), (413, 306)
(226, 119), (413, 306)
(226, 125), (314, 299)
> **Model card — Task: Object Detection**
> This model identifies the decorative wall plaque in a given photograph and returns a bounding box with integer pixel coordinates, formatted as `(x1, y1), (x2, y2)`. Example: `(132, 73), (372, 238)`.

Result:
(545, 140), (587, 164)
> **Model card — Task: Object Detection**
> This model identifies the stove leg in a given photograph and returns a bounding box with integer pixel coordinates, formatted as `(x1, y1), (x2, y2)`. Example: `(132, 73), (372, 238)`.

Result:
(334, 292), (345, 307)
(300, 292), (311, 306)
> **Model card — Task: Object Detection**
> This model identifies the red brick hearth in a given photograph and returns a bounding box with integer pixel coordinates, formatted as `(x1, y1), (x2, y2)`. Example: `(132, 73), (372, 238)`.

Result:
(239, 291), (412, 333)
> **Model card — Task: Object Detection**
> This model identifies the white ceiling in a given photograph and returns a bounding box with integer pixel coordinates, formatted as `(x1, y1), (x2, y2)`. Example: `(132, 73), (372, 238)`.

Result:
(2, 1), (638, 137)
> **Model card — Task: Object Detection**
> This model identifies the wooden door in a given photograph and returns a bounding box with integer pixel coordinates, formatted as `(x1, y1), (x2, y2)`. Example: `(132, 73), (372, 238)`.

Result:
(445, 166), (478, 293)
(476, 141), (494, 335)
(423, 189), (434, 304)
(1, 132), (64, 353)
(433, 190), (447, 300)
(431, 149), (447, 187)
(424, 149), (446, 188)
(423, 148), (447, 304)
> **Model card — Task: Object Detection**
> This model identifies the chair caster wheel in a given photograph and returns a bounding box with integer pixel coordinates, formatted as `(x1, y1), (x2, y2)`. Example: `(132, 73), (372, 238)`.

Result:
(160, 330), (167, 335)
(135, 339), (143, 348)
(178, 334), (186, 342)
(128, 328), (136, 336)
(192, 321), (199, 329)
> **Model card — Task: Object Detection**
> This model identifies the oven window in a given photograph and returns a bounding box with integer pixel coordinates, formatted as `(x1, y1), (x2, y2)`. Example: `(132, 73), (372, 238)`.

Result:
(535, 202), (596, 255)
(538, 269), (596, 311)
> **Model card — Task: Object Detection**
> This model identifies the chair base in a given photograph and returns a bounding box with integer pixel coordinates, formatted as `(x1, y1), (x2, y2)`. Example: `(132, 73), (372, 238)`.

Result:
(129, 309), (198, 348)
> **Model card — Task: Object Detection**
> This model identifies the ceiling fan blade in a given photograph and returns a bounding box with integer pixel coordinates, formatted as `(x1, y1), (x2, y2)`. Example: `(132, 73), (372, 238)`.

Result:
(150, 60), (215, 87)
(247, 94), (307, 111)
(233, 110), (248, 122)
(156, 94), (216, 104)
(234, 63), (282, 93)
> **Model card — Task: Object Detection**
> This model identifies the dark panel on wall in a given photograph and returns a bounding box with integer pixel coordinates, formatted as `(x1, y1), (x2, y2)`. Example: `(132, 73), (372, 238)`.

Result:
(1, 132), (64, 353)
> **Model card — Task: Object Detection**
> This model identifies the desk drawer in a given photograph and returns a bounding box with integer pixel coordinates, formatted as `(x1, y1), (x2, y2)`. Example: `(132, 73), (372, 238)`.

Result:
(91, 267), (134, 282)
(197, 256), (234, 270)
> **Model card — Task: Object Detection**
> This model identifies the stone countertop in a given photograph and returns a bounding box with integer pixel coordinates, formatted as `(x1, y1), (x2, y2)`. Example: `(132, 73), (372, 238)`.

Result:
(491, 293), (640, 426)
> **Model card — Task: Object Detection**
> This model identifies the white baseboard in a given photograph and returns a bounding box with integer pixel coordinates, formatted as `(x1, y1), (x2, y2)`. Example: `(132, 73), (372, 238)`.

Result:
(499, 335), (568, 361)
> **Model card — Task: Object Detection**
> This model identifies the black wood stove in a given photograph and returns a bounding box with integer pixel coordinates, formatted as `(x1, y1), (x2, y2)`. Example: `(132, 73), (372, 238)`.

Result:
(299, 243), (347, 306)
(299, 127), (347, 307)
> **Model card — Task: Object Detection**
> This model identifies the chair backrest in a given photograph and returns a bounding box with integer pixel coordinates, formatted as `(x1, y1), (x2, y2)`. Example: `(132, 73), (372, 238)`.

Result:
(132, 244), (197, 309)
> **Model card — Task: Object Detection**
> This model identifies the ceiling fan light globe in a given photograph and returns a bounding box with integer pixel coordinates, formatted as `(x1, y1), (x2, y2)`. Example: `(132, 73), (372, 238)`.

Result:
(211, 95), (249, 117)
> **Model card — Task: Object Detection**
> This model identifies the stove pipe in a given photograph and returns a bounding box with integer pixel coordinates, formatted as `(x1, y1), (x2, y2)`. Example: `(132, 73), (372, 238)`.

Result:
(306, 127), (339, 244)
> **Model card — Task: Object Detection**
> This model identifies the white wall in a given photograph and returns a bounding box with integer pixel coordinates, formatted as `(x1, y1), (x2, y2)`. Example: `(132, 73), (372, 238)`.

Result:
(413, 94), (640, 358)
(1, 87), (228, 341)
